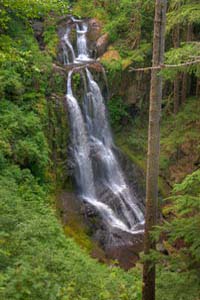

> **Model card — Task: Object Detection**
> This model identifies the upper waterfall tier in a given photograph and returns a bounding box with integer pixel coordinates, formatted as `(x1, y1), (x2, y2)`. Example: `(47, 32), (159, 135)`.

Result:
(62, 17), (94, 64)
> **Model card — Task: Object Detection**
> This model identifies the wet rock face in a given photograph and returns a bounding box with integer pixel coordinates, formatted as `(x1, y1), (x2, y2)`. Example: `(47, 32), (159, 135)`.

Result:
(32, 21), (44, 49)
(87, 19), (111, 58)
(125, 72), (151, 105)
(81, 199), (144, 269)
(93, 223), (144, 270)
(57, 17), (76, 65)
(58, 189), (144, 269)
(105, 231), (144, 270)
(127, 85), (140, 104)
(32, 21), (44, 36)
(115, 148), (146, 206)
(57, 16), (74, 38)
(96, 33), (109, 57)
(87, 18), (102, 42)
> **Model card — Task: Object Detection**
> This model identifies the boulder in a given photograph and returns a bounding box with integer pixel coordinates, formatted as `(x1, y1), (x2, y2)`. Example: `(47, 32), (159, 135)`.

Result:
(126, 84), (138, 104)
(32, 21), (44, 49)
(32, 21), (43, 37)
(96, 33), (109, 57)
(105, 228), (144, 270)
(100, 49), (121, 62)
(87, 18), (102, 42)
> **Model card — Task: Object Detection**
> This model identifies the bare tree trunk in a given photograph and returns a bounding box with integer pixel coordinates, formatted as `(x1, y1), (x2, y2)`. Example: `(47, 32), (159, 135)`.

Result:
(196, 78), (200, 97)
(142, 1), (167, 300)
(181, 24), (193, 104)
(173, 23), (180, 114)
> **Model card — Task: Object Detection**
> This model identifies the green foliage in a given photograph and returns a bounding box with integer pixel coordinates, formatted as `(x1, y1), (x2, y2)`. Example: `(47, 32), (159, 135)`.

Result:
(108, 96), (130, 128)
(156, 267), (200, 300)
(43, 18), (60, 58)
(0, 3), (143, 300)
(102, 57), (122, 83)
(72, 72), (81, 90)
(103, 0), (153, 44)
(119, 42), (151, 63)
(0, 17), (53, 181)
(167, 2), (200, 32)
(163, 42), (200, 80)
(117, 113), (148, 150)
(164, 1), (200, 79)
(0, 0), (69, 29)
(0, 100), (49, 178)
(115, 116), (148, 176)
(73, 0), (154, 64)
(103, 0), (137, 42)
(153, 169), (200, 300)
(1, 1), (199, 300)
(73, 0), (107, 21)
(0, 165), (142, 300)
(160, 97), (200, 171)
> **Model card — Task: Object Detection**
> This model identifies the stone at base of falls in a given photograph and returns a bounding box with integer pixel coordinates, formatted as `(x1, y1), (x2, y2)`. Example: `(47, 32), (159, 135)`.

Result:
(81, 199), (144, 269)
(94, 225), (144, 270)
(106, 233), (144, 270)
(57, 188), (144, 270)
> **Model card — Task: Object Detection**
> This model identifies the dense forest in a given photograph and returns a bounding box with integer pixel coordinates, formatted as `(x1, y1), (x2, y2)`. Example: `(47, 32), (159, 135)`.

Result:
(0, 1), (199, 300)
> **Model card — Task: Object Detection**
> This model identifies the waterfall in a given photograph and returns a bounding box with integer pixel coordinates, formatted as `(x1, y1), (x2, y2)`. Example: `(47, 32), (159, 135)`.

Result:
(62, 17), (93, 63)
(62, 27), (76, 63)
(64, 17), (144, 235)
(85, 69), (144, 227)
(66, 71), (138, 233)
(66, 70), (96, 199)
(76, 23), (90, 61)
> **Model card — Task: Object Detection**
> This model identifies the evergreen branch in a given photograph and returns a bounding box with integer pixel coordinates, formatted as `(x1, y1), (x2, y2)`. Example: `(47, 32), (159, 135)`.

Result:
(129, 59), (200, 72)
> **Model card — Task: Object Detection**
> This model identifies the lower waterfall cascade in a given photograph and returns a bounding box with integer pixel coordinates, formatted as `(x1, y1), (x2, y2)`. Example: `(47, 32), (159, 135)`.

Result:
(63, 16), (145, 238)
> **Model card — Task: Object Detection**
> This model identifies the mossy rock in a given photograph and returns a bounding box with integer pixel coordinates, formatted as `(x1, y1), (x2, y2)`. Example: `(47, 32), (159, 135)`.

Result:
(100, 48), (121, 63)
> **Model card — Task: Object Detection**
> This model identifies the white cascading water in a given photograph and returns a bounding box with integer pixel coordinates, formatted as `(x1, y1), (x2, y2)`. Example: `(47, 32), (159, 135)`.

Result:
(62, 18), (92, 63)
(85, 69), (144, 225)
(64, 17), (144, 234)
(66, 71), (137, 233)
(62, 27), (76, 64)
(76, 23), (91, 61)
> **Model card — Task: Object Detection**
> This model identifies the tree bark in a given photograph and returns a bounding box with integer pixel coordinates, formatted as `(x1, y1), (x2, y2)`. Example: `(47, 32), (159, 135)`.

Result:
(173, 23), (180, 114)
(196, 78), (200, 97)
(142, 1), (167, 300)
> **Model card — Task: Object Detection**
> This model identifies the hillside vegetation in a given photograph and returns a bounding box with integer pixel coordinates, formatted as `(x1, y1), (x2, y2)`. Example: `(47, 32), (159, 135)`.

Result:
(0, 1), (200, 300)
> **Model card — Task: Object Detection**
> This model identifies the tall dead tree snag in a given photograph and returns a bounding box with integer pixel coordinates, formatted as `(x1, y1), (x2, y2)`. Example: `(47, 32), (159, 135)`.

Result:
(173, 20), (180, 114)
(142, 1), (167, 300)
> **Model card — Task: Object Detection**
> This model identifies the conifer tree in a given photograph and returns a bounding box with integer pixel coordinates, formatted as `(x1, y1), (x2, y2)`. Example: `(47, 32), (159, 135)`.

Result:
(142, 1), (167, 300)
